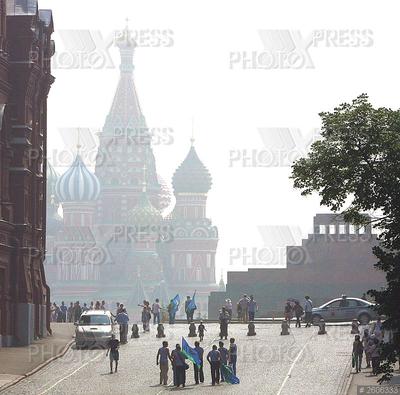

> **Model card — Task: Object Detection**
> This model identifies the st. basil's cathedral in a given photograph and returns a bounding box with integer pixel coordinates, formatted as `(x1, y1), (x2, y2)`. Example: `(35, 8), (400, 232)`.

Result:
(45, 27), (220, 317)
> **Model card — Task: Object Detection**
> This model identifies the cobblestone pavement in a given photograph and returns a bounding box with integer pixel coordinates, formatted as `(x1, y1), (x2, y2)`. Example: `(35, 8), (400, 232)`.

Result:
(2, 323), (353, 395)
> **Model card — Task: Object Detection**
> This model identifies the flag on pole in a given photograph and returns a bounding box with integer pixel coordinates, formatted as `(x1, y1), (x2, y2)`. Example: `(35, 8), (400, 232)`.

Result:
(187, 291), (197, 312)
(181, 337), (201, 366)
(220, 363), (240, 384)
(172, 294), (180, 314)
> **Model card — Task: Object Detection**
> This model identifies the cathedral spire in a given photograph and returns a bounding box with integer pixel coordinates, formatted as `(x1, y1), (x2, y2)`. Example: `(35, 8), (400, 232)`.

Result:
(115, 19), (136, 74)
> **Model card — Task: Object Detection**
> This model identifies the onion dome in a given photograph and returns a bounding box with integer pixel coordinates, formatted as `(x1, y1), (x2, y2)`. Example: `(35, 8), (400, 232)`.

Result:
(55, 154), (100, 202)
(128, 192), (162, 228)
(172, 144), (212, 194)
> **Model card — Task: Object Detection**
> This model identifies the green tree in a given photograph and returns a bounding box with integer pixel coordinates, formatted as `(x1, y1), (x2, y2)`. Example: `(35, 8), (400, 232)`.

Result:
(291, 94), (400, 382)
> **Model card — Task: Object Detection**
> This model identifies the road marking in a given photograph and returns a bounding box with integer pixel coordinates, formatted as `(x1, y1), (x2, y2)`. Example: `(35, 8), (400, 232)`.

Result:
(276, 335), (315, 395)
(37, 352), (104, 395)
(156, 335), (219, 395)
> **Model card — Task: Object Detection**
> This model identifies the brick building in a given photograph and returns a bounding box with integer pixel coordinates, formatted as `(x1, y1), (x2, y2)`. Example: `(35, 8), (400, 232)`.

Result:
(208, 214), (386, 319)
(0, 0), (54, 346)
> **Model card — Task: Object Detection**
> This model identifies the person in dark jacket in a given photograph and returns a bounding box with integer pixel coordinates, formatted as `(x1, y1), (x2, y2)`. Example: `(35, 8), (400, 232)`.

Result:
(171, 344), (187, 388)
(293, 301), (304, 328)
(352, 334), (364, 373)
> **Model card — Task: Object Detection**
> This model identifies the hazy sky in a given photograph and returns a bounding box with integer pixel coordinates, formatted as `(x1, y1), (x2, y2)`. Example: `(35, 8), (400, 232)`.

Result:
(41, 0), (400, 278)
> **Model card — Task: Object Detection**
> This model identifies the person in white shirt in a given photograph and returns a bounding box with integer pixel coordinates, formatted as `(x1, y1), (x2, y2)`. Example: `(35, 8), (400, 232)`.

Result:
(152, 299), (161, 325)
(304, 296), (313, 327)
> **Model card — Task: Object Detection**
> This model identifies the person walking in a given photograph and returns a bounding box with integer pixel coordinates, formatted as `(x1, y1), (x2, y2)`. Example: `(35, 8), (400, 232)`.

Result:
(352, 334), (364, 373)
(193, 341), (204, 384)
(198, 321), (206, 342)
(89, 301), (94, 310)
(141, 305), (151, 332)
(284, 301), (293, 327)
(67, 302), (74, 323)
(106, 334), (120, 374)
(152, 299), (161, 325)
(167, 299), (176, 324)
(207, 345), (221, 386)
(224, 299), (233, 318)
(116, 308), (129, 343)
(238, 295), (249, 323)
(171, 344), (187, 388)
(362, 329), (371, 368)
(185, 296), (195, 324)
(157, 341), (172, 385)
(218, 341), (229, 382)
(371, 317), (384, 341)
(81, 302), (89, 312)
(248, 295), (258, 321)
(73, 301), (82, 322)
(369, 338), (381, 375)
(293, 301), (304, 328)
(59, 301), (67, 322)
(55, 303), (61, 323)
(304, 296), (313, 327)
(228, 338), (238, 376)
(219, 307), (229, 340)
(50, 303), (57, 322)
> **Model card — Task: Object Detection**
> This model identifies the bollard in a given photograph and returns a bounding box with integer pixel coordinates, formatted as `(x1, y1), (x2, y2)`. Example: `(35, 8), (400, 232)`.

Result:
(131, 323), (140, 338)
(318, 319), (327, 335)
(281, 320), (290, 335)
(156, 323), (166, 338)
(247, 321), (256, 336)
(188, 322), (197, 337)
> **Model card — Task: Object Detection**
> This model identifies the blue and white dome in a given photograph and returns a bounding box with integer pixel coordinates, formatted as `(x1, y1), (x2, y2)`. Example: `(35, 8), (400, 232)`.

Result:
(55, 155), (100, 202)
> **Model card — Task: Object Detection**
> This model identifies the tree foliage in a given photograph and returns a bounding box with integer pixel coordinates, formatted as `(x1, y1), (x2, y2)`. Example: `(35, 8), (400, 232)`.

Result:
(291, 94), (400, 382)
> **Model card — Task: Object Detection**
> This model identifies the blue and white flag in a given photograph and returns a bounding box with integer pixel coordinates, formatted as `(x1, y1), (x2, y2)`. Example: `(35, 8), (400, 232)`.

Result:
(172, 294), (180, 314)
(187, 291), (197, 312)
(182, 337), (201, 366)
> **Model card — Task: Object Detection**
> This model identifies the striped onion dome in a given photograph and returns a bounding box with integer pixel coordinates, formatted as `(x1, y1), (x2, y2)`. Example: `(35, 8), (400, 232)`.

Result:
(55, 154), (100, 202)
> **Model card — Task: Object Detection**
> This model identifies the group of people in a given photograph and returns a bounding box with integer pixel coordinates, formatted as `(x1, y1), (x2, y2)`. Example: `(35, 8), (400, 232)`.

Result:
(352, 318), (384, 375)
(155, 338), (238, 387)
(283, 295), (314, 327)
(50, 300), (108, 323)
(219, 294), (258, 323)
(235, 295), (258, 322)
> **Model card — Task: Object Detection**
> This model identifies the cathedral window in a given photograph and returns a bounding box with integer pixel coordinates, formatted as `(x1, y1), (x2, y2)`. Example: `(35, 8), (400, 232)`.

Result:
(195, 267), (201, 281)
(186, 253), (192, 268)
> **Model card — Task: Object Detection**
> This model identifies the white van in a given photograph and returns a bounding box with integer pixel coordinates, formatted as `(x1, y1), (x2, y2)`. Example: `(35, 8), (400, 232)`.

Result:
(75, 310), (116, 348)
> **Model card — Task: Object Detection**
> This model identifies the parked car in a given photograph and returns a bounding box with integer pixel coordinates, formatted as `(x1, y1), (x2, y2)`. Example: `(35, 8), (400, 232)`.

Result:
(75, 310), (116, 348)
(312, 297), (378, 325)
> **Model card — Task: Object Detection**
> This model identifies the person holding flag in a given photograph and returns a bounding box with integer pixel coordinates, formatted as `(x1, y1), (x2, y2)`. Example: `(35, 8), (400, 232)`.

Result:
(167, 295), (180, 324)
(193, 341), (204, 384)
(185, 292), (197, 323)
(181, 337), (202, 385)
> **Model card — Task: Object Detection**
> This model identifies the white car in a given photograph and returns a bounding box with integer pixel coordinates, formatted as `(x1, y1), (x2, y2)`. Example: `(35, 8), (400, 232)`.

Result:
(75, 310), (116, 348)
